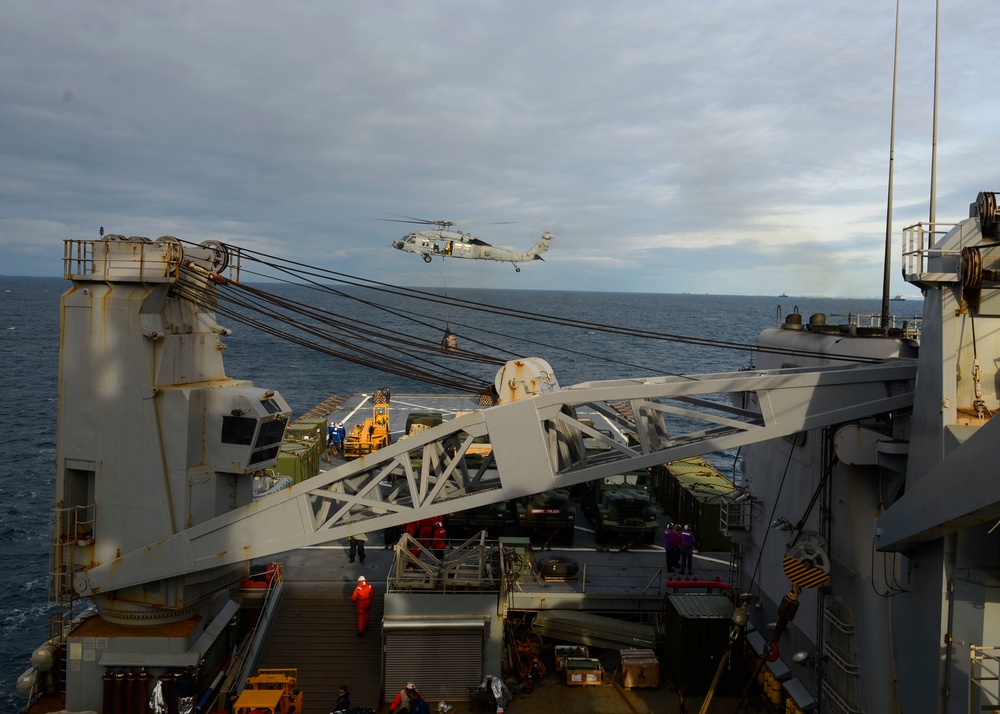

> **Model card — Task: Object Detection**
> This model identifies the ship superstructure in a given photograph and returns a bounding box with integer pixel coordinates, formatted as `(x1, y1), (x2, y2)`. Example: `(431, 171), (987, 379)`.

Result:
(47, 237), (292, 707)
(733, 192), (1000, 713)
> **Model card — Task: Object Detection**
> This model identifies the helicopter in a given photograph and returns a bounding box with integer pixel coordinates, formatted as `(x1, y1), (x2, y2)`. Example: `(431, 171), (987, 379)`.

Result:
(387, 217), (554, 272)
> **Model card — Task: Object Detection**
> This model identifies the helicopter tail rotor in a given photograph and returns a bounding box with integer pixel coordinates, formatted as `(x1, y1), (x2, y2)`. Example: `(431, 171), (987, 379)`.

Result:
(527, 221), (560, 259)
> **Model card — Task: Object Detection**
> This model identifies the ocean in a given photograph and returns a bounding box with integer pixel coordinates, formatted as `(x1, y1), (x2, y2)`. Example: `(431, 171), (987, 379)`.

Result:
(0, 275), (920, 711)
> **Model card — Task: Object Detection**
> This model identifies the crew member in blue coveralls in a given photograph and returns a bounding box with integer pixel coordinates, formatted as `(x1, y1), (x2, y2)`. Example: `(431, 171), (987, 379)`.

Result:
(327, 422), (345, 460)
(334, 684), (350, 713)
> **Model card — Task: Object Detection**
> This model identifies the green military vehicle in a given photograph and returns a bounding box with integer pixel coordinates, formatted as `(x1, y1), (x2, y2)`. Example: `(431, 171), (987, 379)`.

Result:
(447, 500), (514, 539)
(514, 489), (576, 545)
(582, 470), (658, 544)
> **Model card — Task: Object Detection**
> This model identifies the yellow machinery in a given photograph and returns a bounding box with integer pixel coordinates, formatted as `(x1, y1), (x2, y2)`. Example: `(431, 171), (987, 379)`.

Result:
(233, 668), (302, 714)
(343, 388), (391, 459)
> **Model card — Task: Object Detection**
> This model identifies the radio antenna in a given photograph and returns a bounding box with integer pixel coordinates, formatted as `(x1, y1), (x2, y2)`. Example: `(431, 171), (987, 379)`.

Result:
(880, 0), (901, 334)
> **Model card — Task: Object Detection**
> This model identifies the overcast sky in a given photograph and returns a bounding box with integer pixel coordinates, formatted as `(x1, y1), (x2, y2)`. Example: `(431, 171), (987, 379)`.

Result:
(2, 1), (998, 296)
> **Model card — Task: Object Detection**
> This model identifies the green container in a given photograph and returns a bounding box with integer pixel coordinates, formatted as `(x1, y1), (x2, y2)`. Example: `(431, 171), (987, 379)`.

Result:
(661, 594), (743, 696)
(285, 417), (327, 478)
(654, 458), (735, 552)
(288, 418), (323, 441)
(297, 417), (328, 440)
(275, 442), (310, 483)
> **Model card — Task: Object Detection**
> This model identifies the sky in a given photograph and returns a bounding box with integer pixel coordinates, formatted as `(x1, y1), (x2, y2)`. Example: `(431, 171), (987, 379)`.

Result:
(2, 1), (999, 297)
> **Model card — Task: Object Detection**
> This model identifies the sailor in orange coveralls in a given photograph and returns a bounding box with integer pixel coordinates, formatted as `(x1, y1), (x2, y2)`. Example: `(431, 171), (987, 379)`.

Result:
(351, 575), (373, 636)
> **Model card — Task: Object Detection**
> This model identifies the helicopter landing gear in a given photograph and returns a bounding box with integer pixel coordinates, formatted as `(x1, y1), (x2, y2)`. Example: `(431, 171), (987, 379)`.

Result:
(514, 264), (521, 272)
(423, 254), (433, 263)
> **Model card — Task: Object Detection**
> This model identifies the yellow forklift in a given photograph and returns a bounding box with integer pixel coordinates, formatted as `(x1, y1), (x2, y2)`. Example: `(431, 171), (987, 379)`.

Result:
(342, 388), (391, 459)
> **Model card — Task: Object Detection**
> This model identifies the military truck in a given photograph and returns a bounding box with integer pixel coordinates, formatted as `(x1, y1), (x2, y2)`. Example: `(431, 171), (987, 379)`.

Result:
(446, 476), (514, 538)
(514, 489), (576, 545)
(404, 410), (442, 435)
(582, 470), (658, 543)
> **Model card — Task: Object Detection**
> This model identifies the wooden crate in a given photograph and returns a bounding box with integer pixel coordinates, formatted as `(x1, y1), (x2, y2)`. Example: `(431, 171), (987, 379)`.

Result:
(565, 658), (602, 686)
(620, 648), (659, 689)
(622, 656), (659, 689)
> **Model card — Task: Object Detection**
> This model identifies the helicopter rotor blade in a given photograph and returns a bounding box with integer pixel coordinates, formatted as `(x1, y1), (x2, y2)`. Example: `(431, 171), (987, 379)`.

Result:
(380, 215), (454, 228)
(379, 213), (452, 226)
(380, 214), (518, 229)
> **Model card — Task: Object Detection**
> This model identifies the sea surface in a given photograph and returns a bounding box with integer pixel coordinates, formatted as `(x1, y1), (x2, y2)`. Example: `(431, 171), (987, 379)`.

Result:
(0, 275), (921, 711)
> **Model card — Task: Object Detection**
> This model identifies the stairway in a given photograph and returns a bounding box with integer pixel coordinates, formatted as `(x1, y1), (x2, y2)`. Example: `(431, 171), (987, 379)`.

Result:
(256, 581), (384, 714)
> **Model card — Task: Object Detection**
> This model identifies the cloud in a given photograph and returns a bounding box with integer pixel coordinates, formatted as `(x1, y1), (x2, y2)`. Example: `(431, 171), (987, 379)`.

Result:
(1, 1), (998, 296)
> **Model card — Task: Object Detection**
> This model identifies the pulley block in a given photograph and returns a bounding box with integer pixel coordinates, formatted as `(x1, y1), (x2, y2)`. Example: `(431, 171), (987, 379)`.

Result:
(782, 531), (831, 589)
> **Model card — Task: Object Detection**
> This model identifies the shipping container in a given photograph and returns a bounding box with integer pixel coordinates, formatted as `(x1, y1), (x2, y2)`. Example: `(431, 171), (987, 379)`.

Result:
(661, 594), (743, 696)
(652, 457), (736, 551)
(275, 442), (311, 484)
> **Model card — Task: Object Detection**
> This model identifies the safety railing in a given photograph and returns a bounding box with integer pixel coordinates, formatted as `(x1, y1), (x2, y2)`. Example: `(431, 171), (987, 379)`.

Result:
(970, 645), (1000, 714)
(62, 236), (245, 284)
(901, 221), (961, 287)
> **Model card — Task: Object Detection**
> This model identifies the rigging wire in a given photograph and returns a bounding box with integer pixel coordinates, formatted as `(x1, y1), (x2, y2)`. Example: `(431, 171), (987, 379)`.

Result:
(232, 261), (688, 379)
(171, 238), (902, 399)
(746, 442), (796, 602)
(206, 240), (890, 366)
(172, 271), (492, 392)
(236, 262), (518, 362)
(441, 255), (450, 330)
(222, 273), (499, 367)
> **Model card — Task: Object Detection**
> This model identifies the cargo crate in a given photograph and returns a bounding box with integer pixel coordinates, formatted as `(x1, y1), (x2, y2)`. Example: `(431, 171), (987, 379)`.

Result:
(565, 658), (602, 686)
(620, 649), (659, 689)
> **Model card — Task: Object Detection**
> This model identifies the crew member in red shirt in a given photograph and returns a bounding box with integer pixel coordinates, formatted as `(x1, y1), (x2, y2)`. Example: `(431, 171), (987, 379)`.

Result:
(431, 521), (447, 560)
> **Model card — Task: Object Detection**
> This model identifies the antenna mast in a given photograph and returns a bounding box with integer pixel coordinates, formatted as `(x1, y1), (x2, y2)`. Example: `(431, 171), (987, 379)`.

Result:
(881, 0), (901, 334)
(929, 0), (940, 224)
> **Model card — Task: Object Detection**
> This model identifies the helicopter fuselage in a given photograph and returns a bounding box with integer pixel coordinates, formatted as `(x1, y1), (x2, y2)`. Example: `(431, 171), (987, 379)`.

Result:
(391, 229), (552, 271)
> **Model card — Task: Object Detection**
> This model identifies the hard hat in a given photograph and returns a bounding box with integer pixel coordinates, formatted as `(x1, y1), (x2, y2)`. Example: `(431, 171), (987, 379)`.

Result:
(406, 682), (416, 690)
(357, 576), (366, 582)
(666, 522), (673, 529)
(435, 521), (443, 527)
(684, 524), (691, 530)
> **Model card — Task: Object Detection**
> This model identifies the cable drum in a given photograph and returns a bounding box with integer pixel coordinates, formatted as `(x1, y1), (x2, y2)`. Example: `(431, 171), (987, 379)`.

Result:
(782, 531), (831, 589)
(978, 191), (1000, 239)
(962, 247), (984, 289)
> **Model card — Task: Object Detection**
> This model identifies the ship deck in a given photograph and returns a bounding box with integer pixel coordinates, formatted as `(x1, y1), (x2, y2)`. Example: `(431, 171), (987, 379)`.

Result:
(319, 392), (735, 607)
(264, 393), (745, 713)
